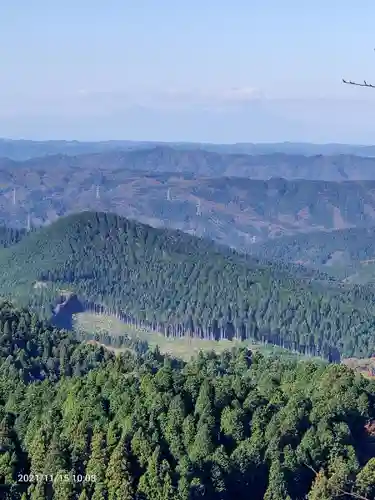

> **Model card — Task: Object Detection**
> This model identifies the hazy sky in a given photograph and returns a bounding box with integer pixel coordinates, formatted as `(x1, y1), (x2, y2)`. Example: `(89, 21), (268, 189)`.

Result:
(2, 1), (375, 143)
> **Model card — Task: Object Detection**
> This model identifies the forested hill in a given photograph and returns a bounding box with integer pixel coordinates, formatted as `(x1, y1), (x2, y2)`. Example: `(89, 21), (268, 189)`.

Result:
(1, 300), (375, 499)
(1, 211), (375, 359)
(249, 226), (375, 275)
(248, 226), (375, 287)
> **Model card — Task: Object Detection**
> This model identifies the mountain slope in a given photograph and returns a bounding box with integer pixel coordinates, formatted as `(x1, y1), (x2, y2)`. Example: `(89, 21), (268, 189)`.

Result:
(1, 211), (375, 358)
(249, 226), (375, 281)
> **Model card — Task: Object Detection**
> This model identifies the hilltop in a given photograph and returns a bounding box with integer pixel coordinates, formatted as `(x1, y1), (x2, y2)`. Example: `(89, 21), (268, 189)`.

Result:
(0, 211), (374, 358)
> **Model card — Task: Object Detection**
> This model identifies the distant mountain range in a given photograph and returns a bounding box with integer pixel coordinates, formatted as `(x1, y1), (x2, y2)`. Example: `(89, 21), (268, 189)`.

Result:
(2, 145), (375, 280)
(2, 151), (375, 249)
(4, 146), (375, 181)
(2, 138), (375, 160)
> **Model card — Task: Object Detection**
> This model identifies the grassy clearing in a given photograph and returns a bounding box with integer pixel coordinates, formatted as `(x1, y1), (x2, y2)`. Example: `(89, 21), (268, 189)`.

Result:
(73, 311), (312, 362)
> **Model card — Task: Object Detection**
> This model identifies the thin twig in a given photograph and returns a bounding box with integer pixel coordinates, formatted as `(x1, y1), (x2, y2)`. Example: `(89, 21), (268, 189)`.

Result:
(303, 462), (369, 500)
(342, 49), (375, 89)
(342, 79), (375, 88)
(334, 487), (370, 500)
(304, 462), (319, 476)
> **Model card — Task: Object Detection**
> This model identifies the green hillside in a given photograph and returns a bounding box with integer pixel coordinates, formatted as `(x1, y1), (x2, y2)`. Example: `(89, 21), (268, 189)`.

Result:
(249, 226), (375, 281)
(0, 211), (375, 358)
(0, 301), (374, 499)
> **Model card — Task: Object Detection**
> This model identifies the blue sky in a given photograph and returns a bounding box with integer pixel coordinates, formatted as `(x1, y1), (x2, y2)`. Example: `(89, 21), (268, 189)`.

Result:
(2, 1), (375, 143)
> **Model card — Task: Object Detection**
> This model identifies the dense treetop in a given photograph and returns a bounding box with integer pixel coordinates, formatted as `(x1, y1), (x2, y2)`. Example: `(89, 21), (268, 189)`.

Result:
(0, 301), (374, 499)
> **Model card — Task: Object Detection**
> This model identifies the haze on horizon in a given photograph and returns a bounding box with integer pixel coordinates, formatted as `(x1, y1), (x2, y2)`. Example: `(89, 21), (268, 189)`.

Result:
(2, 1), (375, 144)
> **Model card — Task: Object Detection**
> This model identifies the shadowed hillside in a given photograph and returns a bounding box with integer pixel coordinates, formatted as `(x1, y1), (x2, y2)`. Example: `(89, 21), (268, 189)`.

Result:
(249, 226), (375, 282)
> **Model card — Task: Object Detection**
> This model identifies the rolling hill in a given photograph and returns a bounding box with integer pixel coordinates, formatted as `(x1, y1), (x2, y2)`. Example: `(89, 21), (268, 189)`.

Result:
(249, 226), (375, 283)
(0, 211), (375, 359)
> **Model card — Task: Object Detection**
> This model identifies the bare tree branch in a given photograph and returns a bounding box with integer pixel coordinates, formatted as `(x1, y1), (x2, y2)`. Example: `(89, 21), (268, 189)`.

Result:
(342, 79), (375, 88)
(342, 49), (375, 88)
(335, 487), (370, 500)
(303, 462), (370, 500)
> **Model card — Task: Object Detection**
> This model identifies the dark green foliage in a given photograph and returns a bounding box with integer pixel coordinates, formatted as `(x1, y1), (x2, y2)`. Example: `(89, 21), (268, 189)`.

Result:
(0, 302), (374, 499)
(0, 301), (112, 384)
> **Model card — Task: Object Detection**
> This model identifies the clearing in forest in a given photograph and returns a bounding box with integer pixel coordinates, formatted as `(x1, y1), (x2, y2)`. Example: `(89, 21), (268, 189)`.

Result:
(73, 311), (310, 361)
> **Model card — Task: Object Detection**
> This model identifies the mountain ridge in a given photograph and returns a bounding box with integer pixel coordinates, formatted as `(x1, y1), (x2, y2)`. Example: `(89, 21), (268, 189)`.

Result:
(3, 137), (375, 159)
(4, 147), (375, 180)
